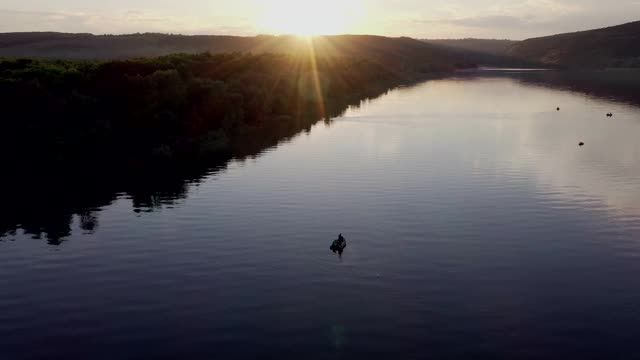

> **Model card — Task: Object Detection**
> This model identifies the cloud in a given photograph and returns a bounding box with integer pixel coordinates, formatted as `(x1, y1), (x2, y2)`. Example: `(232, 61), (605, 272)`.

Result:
(447, 15), (534, 28)
(0, 8), (257, 35)
(413, 0), (640, 39)
(1, 0), (639, 39)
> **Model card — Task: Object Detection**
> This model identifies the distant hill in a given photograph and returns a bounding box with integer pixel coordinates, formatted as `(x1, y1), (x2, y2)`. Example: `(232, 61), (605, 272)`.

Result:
(0, 32), (462, 75)
(422, 38), (543, 68)
(423, 39), (518, 56)
(507, 21), (640, 68)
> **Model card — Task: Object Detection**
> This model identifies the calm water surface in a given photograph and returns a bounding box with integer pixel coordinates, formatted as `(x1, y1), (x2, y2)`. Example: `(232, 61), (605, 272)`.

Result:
(3, 71), (640, 359)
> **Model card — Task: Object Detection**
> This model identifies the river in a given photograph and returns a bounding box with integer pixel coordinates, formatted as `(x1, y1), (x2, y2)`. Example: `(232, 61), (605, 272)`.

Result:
(2, 70), (640, 359)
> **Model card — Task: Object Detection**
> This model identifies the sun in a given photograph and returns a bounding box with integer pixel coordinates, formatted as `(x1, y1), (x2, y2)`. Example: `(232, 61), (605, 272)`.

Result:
(261, 0), (360, 36)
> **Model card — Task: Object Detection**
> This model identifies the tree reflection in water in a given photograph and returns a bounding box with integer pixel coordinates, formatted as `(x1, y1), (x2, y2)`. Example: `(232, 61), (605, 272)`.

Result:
(0, 89), (390, 244)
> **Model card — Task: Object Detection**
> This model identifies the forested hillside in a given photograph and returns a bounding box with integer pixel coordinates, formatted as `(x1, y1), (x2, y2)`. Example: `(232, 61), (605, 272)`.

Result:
(507, 21), (640, 68)
(0, 33), (460, 74)
(424, 39), (517, 55)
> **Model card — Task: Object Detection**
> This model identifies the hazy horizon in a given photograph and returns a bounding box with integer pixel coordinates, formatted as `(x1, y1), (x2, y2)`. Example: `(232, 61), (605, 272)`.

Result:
(1, 0), (639, 40)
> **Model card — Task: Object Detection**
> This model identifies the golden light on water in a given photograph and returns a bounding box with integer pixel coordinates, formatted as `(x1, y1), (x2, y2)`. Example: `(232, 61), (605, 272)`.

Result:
(260, 0), (361, 36)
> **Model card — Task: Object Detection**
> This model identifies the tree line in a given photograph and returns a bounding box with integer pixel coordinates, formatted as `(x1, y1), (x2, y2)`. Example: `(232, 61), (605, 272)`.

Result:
(0, 52), (407, 168)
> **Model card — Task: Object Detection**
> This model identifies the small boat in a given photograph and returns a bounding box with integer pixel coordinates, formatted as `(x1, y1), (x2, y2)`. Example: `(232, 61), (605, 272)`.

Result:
(330, 234), (347, 253)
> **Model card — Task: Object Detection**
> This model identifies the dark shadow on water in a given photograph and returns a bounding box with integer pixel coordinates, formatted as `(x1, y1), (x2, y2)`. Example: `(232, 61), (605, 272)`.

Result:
(0, 89), (395, 245)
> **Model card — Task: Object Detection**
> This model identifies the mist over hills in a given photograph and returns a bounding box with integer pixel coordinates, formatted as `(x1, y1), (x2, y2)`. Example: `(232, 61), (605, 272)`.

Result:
(421, 38), (536, 68)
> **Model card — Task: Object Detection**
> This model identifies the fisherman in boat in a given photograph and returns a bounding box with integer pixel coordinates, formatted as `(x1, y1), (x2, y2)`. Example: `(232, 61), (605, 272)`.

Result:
(331, 233), (347, 253)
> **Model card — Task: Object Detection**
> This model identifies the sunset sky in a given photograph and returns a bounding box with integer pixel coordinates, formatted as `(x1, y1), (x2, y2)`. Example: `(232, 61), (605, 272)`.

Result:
(1, 0), (639, 39)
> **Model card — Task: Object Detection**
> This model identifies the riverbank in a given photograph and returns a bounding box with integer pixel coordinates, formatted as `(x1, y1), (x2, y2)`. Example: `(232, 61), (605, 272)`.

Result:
(0, 52), (446, 169)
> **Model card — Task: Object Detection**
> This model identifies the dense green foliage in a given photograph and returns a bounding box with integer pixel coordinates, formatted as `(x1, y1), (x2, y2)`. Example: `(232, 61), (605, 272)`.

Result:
(0, 52), (405, 165)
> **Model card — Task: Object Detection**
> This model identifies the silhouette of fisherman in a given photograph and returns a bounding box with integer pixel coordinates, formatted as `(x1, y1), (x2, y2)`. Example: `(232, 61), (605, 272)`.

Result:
(331, 233), (347, 254)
